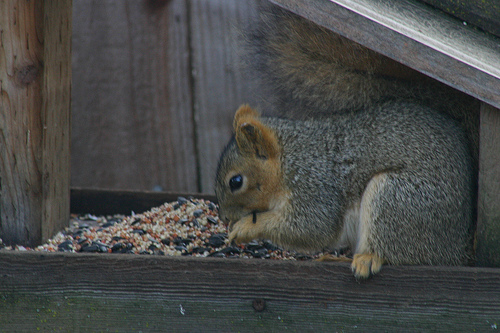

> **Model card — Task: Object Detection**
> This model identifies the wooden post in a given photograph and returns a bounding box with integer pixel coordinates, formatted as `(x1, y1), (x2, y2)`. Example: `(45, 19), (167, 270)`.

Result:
(0, 0), (72, 246)
(476, 103), (500, 266)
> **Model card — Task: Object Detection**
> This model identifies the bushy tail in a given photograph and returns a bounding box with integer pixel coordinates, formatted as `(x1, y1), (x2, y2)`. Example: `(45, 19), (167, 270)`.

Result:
(245, 3), (478, 160)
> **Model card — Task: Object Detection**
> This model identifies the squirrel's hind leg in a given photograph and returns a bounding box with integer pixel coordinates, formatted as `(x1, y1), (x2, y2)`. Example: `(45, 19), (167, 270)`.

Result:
(352, 173), (390, 279)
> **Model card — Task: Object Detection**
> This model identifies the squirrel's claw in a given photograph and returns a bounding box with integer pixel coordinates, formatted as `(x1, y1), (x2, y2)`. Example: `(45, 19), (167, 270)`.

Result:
(351, 253), (384, 279)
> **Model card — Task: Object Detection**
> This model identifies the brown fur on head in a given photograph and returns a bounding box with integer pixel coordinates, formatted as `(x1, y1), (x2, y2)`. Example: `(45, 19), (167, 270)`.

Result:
(215, 105), (286, 229)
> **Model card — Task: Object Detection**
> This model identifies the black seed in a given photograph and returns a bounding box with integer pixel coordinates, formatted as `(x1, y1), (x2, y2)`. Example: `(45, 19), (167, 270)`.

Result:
(246, 242), (264, 251)
(207, 233), (227, 248)
(101, 221), (115, 228)
(193, 209), (204, 218)
(175, 245), (188, 252)
(206, 216), (217, 224)
(219, 246), (241, 255)
(178, 218), (189, 225)
(208, 251), (225, 258)
(208, 202), (217, 211)
(132, 229), (145, 235)
(161, 238), (171, 245)
(81, 244), (99, 252)
(131, 218), (142, 225)
(57, 240), (73, 251)
(112, 236), (125, 241)
(191, 247), (211, 254)
(177, 197), (188, 205)
(173, 237), (191, 246)
(262, 240), (280, 252)
(173, 204), (180, 210)
(111, 243), (125, 252)
(192, 219), (200, 228)
(92, 242), (108, 253)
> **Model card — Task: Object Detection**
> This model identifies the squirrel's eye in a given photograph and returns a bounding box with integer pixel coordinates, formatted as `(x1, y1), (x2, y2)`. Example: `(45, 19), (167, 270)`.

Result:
(229, 174), (243, 192)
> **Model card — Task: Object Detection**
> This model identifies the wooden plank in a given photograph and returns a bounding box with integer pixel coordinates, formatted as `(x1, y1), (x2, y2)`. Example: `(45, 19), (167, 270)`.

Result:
(71, 0), (198, 192)
(189, 0), (264, 193)
(418, 0), (500, 38)
(0, 0), (71, 246)
(70, 187), (216, 215)
(476, 103), (500, 266)
(270, 0), (500, 109)
(0, 252), (499, 331)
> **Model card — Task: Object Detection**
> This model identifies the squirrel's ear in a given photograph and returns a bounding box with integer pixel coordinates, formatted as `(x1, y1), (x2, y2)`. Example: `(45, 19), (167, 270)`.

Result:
(233, 105), (280, 159)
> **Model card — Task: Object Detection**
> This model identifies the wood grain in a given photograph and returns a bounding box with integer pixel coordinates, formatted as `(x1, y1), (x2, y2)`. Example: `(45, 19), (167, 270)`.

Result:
(477, 103), (500, 266)
(418, 0), (500, 38)
(0, 252), (499, 331)
(188, 0), (264, 193)
(71, 0), (198, 192)
(0, 0), (71, 246)
(271, 0), (500, 109)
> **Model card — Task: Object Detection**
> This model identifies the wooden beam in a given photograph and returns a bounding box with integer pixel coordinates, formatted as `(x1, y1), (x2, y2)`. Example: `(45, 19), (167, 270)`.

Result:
(418, 0), (500, 38)
(476, 103), (500, 266)
(0, 0), (72, 246)
(70, 187), (216, 215)
(0, 252), (499, 331)
(270, 0), (500, 109)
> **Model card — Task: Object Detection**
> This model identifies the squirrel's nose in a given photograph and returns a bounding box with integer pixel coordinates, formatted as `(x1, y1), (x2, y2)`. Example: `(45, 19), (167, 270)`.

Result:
(218, 209), (230, 226)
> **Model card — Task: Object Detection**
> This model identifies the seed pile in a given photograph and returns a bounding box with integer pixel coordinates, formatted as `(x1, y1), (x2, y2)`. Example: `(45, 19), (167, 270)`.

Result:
(0, 197), (328, 260)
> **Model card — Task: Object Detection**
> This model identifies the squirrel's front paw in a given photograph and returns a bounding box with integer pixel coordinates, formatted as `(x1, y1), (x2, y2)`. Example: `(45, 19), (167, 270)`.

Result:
(228, 217), (258, 244)
(351, 253), (384, 279)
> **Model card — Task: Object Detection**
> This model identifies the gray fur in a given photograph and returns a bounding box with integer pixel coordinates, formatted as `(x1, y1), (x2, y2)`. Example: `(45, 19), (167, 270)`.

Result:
(249, 102), (473, 264)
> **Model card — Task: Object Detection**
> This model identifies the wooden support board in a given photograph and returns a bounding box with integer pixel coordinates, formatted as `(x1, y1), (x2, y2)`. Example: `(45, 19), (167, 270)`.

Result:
(477, 103), (500, 266)
(0, 0), (72, 246)
(271, 0), (500, 109)
(0, 252), (499, 331)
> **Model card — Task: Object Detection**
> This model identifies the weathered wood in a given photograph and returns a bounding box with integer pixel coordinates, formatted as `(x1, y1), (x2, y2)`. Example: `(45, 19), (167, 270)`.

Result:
(0, 252), (499, 331)
(476, 103), (500, 267)
(0, 0), (71, 246)
(71, 0), (198, 192)
(189, 0), (264, 193)
(271, 0), (500, 109)
(70, 187), (216, 215)
(418, 0), (500, 38)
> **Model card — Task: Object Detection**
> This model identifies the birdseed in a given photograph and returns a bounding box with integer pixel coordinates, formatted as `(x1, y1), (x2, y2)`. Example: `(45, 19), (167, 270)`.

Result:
(0, 197), (348, 261)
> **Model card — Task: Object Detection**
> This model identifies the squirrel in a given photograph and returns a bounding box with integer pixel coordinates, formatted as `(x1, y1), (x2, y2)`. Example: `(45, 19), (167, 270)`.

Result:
(215, 2), (478, 279)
